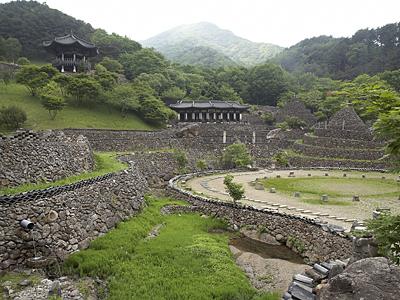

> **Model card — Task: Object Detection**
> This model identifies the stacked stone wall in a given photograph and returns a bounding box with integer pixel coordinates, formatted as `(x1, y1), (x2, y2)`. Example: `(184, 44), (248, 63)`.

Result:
(0, 131), (94, 187)
(293, 143), (384, 161)
(303, 135), (383, 149)
(0, 166), (148, 271)
(314, 128), (373, 140)
(275, 100), (317, 126)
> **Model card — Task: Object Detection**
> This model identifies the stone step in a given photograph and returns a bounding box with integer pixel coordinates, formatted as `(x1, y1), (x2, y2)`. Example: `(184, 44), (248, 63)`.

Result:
(313, 263), (329, 275)
(289, 284), (316, 300)
(293, 274), (313, 285)
(292, 280), (314, 293)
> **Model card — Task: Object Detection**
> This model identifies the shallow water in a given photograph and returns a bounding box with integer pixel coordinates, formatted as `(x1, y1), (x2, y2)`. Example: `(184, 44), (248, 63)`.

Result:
(229, 236), (305, 264)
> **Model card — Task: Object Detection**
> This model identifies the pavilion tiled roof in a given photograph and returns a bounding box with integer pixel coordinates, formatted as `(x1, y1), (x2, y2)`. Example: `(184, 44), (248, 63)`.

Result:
(170, 100), (249, 110)
(43, 33), (97, 49)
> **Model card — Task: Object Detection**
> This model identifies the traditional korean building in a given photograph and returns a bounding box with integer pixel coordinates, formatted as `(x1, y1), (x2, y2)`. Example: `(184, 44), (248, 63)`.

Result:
(43, 33), (99, 73)
(170, 100), (249, 122)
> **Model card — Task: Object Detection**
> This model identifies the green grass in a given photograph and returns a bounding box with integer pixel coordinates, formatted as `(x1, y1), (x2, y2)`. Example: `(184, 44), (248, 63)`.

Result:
(0, 152), (127, 195)
(64, 196), (279, 300)
(260, 176), (399, 206)
(0, 83), (155, 132)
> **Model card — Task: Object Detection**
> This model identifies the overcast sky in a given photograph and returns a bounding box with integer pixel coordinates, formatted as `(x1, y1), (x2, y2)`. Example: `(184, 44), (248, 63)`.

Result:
(15, 0), (400, 47)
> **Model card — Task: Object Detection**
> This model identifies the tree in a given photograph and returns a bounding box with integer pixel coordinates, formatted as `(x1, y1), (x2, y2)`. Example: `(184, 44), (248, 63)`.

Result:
(174, 150), (188, 170)
(119, 48), (168, 80)
(221, 143), (252, 168)
(99, 57), (123, 73)
(217, 83), (243, 102)
(15, 65), (50, 96)
(66, 75), (102, 105)
(0, 106), (27, 129)
(367, 213), (400, 264)
(39, 81), (65, 120)
(285, 116), (307, 129)
(262, 112), (275, 125)
(247, 63), (289, 106)
(196, 159), (207, 170)
(0, 37), (22, 62)
(139, 97), (175, 125)
(161, 87), (186, 102)
(106, 84), (140, 117)
(16, 57), (30, 65)
(374, 106), (400, 159)
(223, 175), (245, 204)
(94, 64), (118, 91)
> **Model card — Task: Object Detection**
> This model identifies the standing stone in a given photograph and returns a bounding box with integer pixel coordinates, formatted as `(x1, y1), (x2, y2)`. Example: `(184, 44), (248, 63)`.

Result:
(294, 192), (301, 197)
(270, 188), (276, 193)
(352, 195), (360, 202)
(321, 194), (329, 202)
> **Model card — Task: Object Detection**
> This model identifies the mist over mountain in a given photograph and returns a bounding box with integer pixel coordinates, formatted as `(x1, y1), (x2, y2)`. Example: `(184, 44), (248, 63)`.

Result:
(142, 22), (284, 67)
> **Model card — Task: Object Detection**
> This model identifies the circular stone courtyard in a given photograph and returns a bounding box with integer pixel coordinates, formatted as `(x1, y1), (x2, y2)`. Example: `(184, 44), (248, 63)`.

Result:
(183, 169), (400, 230)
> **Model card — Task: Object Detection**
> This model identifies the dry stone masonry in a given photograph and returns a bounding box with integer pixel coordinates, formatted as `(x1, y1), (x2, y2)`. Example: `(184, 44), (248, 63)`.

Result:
(0, 130), (94, 188)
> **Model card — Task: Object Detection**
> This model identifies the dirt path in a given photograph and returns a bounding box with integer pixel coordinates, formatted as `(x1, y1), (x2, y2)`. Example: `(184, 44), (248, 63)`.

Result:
(186, 169), (400, 230)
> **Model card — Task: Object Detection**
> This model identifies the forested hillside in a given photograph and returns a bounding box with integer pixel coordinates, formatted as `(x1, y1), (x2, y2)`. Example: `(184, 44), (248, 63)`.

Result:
(273, 23), (400, 79)
(0, 1), (94, 59)
(142, 22), (283, 67)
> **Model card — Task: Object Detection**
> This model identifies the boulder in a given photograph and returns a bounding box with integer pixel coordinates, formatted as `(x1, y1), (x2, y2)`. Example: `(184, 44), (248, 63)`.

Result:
(318, 257), (400, 300)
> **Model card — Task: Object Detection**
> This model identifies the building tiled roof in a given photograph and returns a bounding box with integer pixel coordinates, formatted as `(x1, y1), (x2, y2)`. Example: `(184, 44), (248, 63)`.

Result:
(170, 100), (249, 110)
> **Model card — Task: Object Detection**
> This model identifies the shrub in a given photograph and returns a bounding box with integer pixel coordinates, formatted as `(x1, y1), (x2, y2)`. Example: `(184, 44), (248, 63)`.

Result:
(0, 105), (27, 129)
(196, 159), (207, 170)
(367, 213), (400, 264)
(276, 121), (289, 130)
(221, 143), (252, 168)
(285, 116), (307, 129)
(262, 112), (275, 125)
(174, 150), (188, 170)
(16, 57), (30, 65)
(39, 81), (65, 120)
(273, 151), (289, 167)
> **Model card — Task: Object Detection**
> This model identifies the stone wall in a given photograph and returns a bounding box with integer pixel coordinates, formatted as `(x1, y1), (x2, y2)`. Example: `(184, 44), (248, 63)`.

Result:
(314, 128), (373, 141)
(302, 135), (383, 149)
(275, 100), (317, 126)
(168, 174), (353, 263)
(293, 143), (384, 161)
(0, 165), (148, 271)
(0, 131), (94, 187)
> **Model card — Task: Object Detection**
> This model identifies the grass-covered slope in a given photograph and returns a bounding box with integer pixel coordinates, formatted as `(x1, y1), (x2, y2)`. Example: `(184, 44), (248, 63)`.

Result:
(0, 84), (155, 132)
(64, 196), (279, 300)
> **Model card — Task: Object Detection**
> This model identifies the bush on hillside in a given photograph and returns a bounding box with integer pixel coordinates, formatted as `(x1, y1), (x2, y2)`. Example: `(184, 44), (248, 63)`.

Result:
(16, 57), (30, 65)
(0, 105), (27, 129)
(221, 143), (252, 168)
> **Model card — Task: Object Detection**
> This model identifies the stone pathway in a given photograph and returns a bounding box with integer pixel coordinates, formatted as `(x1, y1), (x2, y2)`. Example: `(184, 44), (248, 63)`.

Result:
(185, 169), (400, 231)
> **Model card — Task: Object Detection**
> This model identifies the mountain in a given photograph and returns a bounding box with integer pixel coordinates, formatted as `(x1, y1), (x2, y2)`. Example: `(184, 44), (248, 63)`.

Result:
(272, 22), (400, 79)
(0, 1), (95, 59)
(142, 22), (283, 67)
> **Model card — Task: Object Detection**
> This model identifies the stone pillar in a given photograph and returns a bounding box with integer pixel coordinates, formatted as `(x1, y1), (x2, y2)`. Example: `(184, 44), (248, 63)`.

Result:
(61, 52), (64, 60)
(227, 113), (230, 121)
(219, 112), (223, 120)
(206, 112), (210, 120)
(199, 112), (203, 121)
(73, 53), (76, 61)
(252, 131), (256, 144)
(233, 113), (237, 121)
(342, 120), (345, 130)
(213, 112), (217, 120)
(192, 112), (196, 121)
(177, 113), (181, 121)
(239, 113), (242, 121)
(73, 65), (76, 73)
(185, 113), (188, 121)
(83, 55), (86, 62)
(223, 131), (226, 144)
(61, 65), (65, 73)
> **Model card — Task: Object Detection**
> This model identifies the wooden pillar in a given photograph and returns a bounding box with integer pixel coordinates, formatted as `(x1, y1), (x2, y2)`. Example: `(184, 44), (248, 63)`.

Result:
(239, 113), (242, 121)
(206, 112), (210, 120)
(192, 112), (196, 121)
(213, 112), (217, 120)
(177, 113), (181, 121)
(233, 113), (237, 121)
(185, 113), (188, 121)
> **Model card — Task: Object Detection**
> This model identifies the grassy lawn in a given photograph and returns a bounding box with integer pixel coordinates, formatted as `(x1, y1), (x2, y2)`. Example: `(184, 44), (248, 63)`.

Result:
(0, 83), (155, 132)
(259, 176), (399, 206)
(0, 152), (127, 195)
(64, 196), (279, 300)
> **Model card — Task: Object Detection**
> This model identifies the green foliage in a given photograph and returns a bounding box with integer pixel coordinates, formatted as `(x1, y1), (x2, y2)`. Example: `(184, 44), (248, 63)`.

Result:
(91, 29), (141, 60)
(224, 175), (245, 203)
(221, 143), (252, 168)
(0, 152), (126, 196)
(196, 159), (207, 171)
(374, 106), (400, 158)
(273, 22), (400, 80)
(261, 112), (275, 125)
(380, 69), (400, 92)
(287, 236), (306, 254)
(0, 37), (22, 62)
(106, 84), (140, 117)
(367, 213), (400, 264)
(276, 121), (289, 130)
(174, 149), (188, 170)
(247, 63), (289, 106)
(0, 105), (27, 129)
(161, 86), (186, 102)
(139, 96), (175, 125)
(39, 81), (65, 120)
(66, 75), (102, 105)
(16, 57), (30, 65)
(285, 116), (307, 129)
(99, 57), (123, 73)
(94, 64), (118, 91)
(273, 151), (289, 167)
(15, 65), (56, 96)
(119, 48), (168, 80)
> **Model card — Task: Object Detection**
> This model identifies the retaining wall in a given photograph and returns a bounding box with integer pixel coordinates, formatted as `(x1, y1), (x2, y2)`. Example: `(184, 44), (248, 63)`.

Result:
(0, 166), (148, 271)
(302, 135), (383, 149)
(0, 131), (94, 188)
